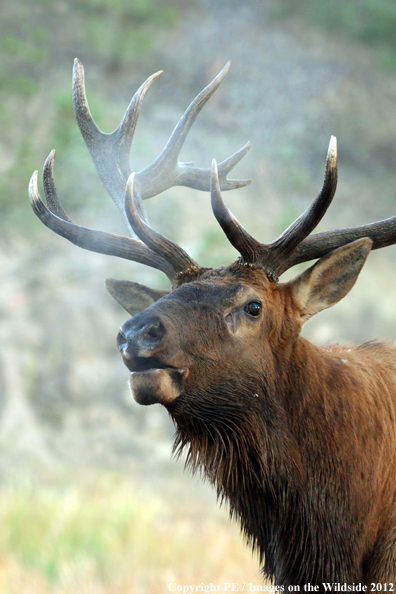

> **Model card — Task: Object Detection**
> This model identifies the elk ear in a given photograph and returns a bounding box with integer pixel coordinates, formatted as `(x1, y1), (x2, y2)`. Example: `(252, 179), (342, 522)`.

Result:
(289, 237), (372, 322)
(105, 279), (169, 316)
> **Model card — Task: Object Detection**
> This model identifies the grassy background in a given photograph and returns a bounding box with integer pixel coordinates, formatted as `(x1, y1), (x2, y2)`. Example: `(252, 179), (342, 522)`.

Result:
(0, 473), (261, 593)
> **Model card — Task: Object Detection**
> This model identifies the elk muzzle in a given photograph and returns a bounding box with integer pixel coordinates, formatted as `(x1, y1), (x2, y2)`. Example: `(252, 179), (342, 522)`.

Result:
(117, 313), (188, 406)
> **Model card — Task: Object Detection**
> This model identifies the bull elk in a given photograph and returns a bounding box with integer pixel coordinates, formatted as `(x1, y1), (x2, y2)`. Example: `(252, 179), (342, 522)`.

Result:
(29, 59), (396, 587)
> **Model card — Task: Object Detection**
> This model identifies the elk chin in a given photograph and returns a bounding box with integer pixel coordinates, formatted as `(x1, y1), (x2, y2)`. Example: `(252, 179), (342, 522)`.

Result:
(128, 367), (188, 406)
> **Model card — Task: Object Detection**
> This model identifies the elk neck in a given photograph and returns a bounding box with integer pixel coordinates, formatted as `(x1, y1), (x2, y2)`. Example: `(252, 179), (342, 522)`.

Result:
(166, 335), (396, 585)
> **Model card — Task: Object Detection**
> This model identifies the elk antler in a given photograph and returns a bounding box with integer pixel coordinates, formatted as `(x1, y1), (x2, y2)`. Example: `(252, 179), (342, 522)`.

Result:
(124, 173), (201, 278)
(29, 154), (175, 279)
(73, 58), (249, 232)
(29, 59), (250, 280)
(211, 136), (396, 281)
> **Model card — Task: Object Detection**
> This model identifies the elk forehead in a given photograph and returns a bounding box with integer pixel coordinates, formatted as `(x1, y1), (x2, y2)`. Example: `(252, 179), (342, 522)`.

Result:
(164, 264), (274, 313)
(153, 263), (273, 315)
(167, 278), (245, 310)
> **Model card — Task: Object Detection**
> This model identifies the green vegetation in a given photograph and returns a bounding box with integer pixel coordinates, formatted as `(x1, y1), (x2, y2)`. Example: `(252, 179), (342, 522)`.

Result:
(0, 0), (179, 96)
(0, 473), (259, 593)
(272, 0), (396, 71)
(3, 0), (396, 234)
(0, 0), (183, 231)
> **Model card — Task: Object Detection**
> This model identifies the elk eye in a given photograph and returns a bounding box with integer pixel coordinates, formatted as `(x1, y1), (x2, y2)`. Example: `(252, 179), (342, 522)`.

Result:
(244, 301), (262, 317)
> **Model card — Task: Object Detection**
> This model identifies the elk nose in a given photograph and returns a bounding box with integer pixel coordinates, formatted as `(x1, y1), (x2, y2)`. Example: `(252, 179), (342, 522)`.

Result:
(117, 316), (167, 357)
(116, 329), (127, 352)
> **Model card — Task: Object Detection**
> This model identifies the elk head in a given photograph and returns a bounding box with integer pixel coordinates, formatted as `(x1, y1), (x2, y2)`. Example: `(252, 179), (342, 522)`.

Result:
(111, 162), (375, 411)
(29, 60), (396, 411)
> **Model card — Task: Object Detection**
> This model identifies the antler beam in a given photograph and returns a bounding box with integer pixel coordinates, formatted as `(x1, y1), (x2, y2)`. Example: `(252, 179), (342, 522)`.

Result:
(32, 61), (396, 285)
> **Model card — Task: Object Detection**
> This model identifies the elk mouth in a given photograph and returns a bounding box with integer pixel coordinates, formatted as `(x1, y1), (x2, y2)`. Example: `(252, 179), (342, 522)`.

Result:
(123, 355), (172, 373)
(123, 355), (188, 406)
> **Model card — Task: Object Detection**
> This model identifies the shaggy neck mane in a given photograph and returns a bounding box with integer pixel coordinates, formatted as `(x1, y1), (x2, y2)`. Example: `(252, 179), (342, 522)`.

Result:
(166, 346), (361, 587)
(167, 379), (305, 585)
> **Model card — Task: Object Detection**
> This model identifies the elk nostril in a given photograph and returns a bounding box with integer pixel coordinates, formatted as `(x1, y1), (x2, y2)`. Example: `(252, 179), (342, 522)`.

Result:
(116, 329), (127, 351)
(145, 320), (166, 342)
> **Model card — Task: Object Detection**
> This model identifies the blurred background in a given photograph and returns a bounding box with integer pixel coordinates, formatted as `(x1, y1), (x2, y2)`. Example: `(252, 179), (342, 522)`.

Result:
(2, 0), (396, 591)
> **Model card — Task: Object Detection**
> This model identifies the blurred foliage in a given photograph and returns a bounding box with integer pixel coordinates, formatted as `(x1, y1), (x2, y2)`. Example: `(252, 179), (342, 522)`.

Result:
(3, 0), (396, 235)
(0, 473), (259, 593)
(0, 0), (179, 94)
(272, 0), (396, 71)
(0, 0), (182, 233)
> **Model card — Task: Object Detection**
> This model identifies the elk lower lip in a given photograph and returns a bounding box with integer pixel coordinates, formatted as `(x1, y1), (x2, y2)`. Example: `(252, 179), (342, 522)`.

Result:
(129, 367), (188, 406)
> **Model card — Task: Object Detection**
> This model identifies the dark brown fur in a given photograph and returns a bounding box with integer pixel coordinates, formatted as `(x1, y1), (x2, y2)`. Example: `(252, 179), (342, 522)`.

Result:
(121, 263), (396, 586)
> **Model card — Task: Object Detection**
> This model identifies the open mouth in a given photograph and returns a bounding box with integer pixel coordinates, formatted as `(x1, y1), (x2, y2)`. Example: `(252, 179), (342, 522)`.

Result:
(122, 355), (188, 406)
(123, 355), (174, 374)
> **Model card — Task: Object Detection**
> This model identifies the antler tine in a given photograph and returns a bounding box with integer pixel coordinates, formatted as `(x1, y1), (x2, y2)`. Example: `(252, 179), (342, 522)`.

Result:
(216, 141), (252, 190)
(42, 150), (72, 222)
(29, 154), (174, 279)
(210, 138), (339, 281)
(265, 136), (338, 276)
(134, 61), (251, 198)
(147, 62), (232, 168)
(210, 159), (260, 263)
(73, 58), (159, 228)
(171, 141), (252, 199)
(125, 173), (200, 279)
(270, 135), (396, 273)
